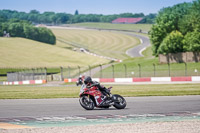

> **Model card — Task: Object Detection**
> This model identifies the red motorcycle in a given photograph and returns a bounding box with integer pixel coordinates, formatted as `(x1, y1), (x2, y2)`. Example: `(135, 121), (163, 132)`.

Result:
(79, 84), (126, 110)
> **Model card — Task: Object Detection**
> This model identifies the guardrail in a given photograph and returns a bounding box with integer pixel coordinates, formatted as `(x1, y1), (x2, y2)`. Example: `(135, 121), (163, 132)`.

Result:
(3, 80), (46, 85)
(64, 76), (200, 83)
(2, 62), (200, 83)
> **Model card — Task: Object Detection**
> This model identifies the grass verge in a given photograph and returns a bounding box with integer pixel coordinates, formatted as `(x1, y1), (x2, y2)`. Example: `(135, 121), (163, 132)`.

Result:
(0, 84), (199, 99)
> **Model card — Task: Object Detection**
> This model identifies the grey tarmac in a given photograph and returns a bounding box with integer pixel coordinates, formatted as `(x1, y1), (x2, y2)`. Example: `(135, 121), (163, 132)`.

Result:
(0, 95), (200, 118)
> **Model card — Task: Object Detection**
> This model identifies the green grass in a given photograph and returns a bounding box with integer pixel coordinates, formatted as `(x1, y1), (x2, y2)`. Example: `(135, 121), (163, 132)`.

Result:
(0, 37), (109, 68)
(98, 58), (200, 78)
(0, 84), (199, 99)
(67, 22), (152, 32)
(94, 46), (200, 78)
(51, 28), (140, 60)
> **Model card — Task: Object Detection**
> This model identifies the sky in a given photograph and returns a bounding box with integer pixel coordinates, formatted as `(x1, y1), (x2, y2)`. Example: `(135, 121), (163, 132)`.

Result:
(0, 0), (194, 15)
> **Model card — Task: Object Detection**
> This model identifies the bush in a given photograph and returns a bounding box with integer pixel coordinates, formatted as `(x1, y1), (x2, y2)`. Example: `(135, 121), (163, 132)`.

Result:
(38, 27), (56, 44)
(8, 23), (25, 37)
(158, 31), (184, 55)
(184, 30), (200, 52)
(24, 25), (56, 44)
(0, 18), (56, 45)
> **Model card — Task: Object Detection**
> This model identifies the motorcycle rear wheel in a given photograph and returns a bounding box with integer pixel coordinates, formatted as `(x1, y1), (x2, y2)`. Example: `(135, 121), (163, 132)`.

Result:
(113, 94), (126, 109)
(79, 95), (95, 110)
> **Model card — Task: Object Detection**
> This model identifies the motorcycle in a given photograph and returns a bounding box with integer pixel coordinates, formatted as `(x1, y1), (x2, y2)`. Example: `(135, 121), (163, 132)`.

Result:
(76, 75), (85, 86)
(78, 82), (126, 110)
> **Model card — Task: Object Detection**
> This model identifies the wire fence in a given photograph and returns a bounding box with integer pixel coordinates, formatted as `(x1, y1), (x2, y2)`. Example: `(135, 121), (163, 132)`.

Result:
(93, 63), (200, 78)
(4, 63), (200, 82)
(7, 68), (47, 82)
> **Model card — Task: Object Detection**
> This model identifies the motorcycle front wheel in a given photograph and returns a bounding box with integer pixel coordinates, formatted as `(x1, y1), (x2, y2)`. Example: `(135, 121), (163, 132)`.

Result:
(113, 94), (126, 109)
(79, 95), (95, 110)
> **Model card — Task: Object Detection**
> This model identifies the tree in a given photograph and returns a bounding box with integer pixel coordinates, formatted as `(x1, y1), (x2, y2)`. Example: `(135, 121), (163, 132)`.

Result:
(0, 23), (9, 36)
(149, 2), (191, 56)
(75, 10), (79, 15)
(37, 27), (56, 44)
(0, 9), (156, 24)
(184, 30), (200, 52)
(157, 31), (184, 55)
(8, 23), (25, 37)
(29, 10), (40, 14)
(144, 13), (157, 24)
(0, 14), (7, 22)
(54, 13), (70, 24)
(24, 24), (39, 40)
(18, 12), (28, 20)
(179, 0), (200, 35)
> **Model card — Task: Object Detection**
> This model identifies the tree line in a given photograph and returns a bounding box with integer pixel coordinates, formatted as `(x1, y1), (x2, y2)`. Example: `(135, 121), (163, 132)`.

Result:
(0, 9), (156, 24)
(149, 0), (200, 56)
(0, 18), (56, 44)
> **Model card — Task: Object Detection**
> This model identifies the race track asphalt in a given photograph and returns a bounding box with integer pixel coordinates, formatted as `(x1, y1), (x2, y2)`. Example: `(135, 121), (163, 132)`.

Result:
(125, 32), (151, 57)
(0, 96), (199, 118)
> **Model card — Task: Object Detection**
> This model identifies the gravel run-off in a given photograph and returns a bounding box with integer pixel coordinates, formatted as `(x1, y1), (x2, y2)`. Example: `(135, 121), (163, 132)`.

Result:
(1, 120), (200, 133)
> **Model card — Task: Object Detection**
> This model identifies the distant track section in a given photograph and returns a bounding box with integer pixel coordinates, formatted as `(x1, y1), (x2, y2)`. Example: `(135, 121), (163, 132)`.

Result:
(125, 32), (151, 57)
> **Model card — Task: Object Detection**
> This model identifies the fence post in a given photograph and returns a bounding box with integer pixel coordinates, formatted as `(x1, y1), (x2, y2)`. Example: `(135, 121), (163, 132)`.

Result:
(168, 63), (170, 77)
(78, 66), (80, 76)
(38, 68), (40, 80)
(21, 70), (24, 81)
(138, 64), (141, 77)
(124, 64), (127, 78)
(23, 69), (26, 80)
(18, 72), (21, 81)
(17, 72), (19, 81)
(40, 68), (43, 80)
(44, 67), (47, 81)
(88, 65), (91, 77)
(153, 63), (156, 77)
(68, 66), (71, 78)
(112, 65), (115, 78)
(32, 68), (35, 80)
(184, 63), (187, 76)
(36, 68), (39, 80)
(60, 66), (64, 81)
(100, 64), (102, 78)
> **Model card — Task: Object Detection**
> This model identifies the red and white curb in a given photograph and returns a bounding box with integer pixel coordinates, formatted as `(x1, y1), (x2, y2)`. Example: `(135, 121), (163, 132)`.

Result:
(64, 76), (200, 83)
(3, 80), (46, 85)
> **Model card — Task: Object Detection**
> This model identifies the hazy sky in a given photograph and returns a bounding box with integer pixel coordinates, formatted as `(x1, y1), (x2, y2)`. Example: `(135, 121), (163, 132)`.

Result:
(0, 0), (194, 15)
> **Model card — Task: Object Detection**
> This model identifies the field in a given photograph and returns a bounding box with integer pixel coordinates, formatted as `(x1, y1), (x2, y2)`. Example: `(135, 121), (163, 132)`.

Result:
(0, 37), (109, 68)
(0, 27), (140, 69)
(51, 28), (140, 60)
(67, 23), (152, 33)
(0, 84), (200, 99)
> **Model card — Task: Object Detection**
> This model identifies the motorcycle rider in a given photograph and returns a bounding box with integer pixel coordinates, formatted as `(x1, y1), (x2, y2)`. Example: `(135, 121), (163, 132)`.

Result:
(83, 76), (111, 99)
(76, 75), (85, 86)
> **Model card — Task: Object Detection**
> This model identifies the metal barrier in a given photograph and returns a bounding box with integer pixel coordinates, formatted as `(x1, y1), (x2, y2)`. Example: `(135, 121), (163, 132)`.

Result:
(7, 68), (47, 82)
(5, 63), (200, 82)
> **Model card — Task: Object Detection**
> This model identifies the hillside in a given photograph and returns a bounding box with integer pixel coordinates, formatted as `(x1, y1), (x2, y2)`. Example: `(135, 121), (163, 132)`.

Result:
(51, 28), (140, 60)
(67, 23), (152, 33)
(0, 37), (109, 68)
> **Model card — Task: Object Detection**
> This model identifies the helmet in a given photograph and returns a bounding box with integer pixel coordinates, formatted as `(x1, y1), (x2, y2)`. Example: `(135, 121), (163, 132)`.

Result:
(84, 76), (92, 85)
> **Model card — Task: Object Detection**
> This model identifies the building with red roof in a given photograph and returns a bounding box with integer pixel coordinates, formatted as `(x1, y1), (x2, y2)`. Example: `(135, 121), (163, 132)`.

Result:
(112, 18), (143, 24)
